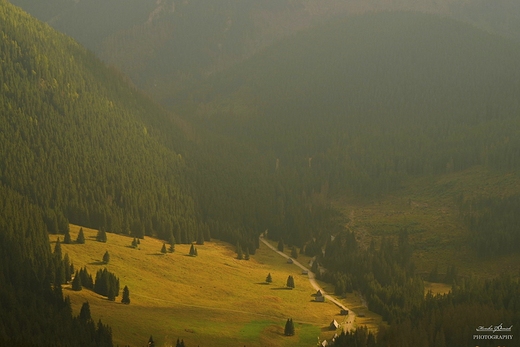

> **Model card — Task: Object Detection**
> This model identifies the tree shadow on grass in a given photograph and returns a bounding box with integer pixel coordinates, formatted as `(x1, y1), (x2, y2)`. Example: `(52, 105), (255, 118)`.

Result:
(255, 282), (271, 285)
(147, 253), (165, 256)
(271, 287), (292, 290)
(88, 261), (106, 265)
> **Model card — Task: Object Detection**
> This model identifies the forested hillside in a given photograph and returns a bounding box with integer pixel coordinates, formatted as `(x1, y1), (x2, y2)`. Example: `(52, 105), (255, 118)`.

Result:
(10, 0), (520, 101)
(0, 0), (204, 243)
(179, 12), (520, 199)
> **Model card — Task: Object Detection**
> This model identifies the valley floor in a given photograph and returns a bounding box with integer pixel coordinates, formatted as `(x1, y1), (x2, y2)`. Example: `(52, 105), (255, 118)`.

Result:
(51, 226), (381, 346)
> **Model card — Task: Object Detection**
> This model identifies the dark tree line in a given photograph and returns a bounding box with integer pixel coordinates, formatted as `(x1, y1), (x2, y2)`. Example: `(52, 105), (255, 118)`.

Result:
(460, 194), (520, 256)
(0, 180), (113, 345)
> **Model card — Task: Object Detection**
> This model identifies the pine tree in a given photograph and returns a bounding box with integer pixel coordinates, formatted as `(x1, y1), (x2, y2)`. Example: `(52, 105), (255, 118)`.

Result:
(277, 239), (284, 252)
(103, 250), (110, 264)
(266, 273), (272, 283)
(244, 247), (250, 260)
(236, 241), (243, 260)
(131, 237), (138, 248)
(107, 285), (117, 301)
(54, 237), (62, 259)
(76, 228), (85, 244)
(284, 318), (295, 336)
(72, 270), (82, 291)
(63, 253), (72, 282)
(148, 335), (155, 347)
(169, 233), (176, 252)
(121, 285), (130, 304)
(79, 301), (91, 321)
(96, 228), (107, 242)
(64, 229), (71, 244)
(161, 243), (167, 254)
(286, 275), (295, 288)
(189, 244), (197, 256)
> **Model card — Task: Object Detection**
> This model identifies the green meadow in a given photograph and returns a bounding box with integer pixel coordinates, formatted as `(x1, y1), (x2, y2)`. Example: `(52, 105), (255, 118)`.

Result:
(51, 226), (376, 346)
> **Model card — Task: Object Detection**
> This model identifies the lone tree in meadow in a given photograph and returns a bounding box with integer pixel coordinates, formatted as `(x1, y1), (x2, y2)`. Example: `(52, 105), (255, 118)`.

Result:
(64, 229), (71, 244)
(277, 239), (284, 252)
(96, 228), (107, 242)
(148, 335), (155, 347)
(76, 228), (85, 244)
(103, 250), (110, 264)
(286, 275), (295, 289)
(161, 243), (167, 254)
(266, 273), (272, 284)
(189, 244), (198, 256)
(121, 285), (130, 304)
(284, 318), (295, 336)
(131, 237), (138, 248)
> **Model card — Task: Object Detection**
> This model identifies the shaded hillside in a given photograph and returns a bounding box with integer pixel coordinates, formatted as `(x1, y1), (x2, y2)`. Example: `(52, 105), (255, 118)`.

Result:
(179, 12), (520, 198)
(0, 0), (200, 242)
(10, 0), (520, 102)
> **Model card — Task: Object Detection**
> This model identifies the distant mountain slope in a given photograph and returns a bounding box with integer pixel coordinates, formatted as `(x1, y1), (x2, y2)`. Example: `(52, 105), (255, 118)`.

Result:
(0, 0), (200, 242)
(10, 0), (520, 101)
(180, 12), (520, 197)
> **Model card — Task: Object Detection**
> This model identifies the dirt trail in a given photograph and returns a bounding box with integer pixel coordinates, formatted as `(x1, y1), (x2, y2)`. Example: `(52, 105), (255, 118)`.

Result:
(259, 236), (355, 332)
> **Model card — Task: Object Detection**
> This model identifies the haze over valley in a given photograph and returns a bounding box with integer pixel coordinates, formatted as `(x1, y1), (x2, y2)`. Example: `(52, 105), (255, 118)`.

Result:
(1, 1), (520, 346)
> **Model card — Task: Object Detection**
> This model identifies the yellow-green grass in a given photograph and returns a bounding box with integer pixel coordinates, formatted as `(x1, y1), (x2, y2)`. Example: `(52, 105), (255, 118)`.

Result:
(424, 281), (452, 296)
(52, 226), (349, 346)
(263, 239), (383, 333)
(334, 166), (520, 280)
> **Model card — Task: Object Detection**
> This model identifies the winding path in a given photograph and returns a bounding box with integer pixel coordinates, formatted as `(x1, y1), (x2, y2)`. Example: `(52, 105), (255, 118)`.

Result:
(259, 236), (355, 332)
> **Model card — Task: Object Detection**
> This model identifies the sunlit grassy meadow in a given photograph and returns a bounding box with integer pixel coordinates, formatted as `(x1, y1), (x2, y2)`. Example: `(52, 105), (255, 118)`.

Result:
(51, 226), (365, 347)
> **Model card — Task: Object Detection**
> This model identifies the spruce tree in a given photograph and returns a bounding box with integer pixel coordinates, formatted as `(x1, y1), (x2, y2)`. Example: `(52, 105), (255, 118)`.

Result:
(79, 301), (91, 321)
(189, 244), (196, 256)
(103, 250), (110, 264)
(244, 247), (250, 260)
(277, 239), (284, 252)
(63, 253), (72, 282)
(236, 241), (243, 260)
(107, 285), (117, 301)
(148, 335), (155, 347)
(64, 229), (71, 244)
(169, 233), (175, 252)
(131, 237), (138, 248)
(161, 243), (167, 254)
(286, 275), (295, 288)
(121, 285), (130, 304)
(266, 273), (272, 283)
(76, 228), (85, 244)
(284, 318), (295, 336)
(54, 237), (62, 259)
(72, 270), (82, 291)
(96, 228), (107, 242)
